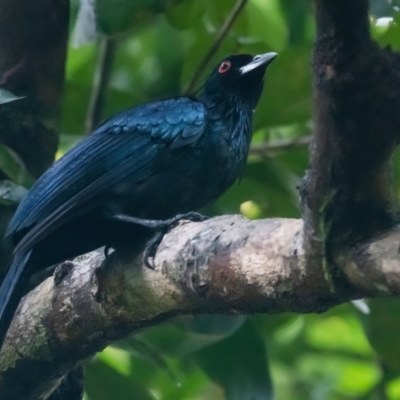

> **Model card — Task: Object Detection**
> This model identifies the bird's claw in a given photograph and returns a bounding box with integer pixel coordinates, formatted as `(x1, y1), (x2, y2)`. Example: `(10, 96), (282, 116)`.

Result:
(143, 230), (165, 269)
(142, 212), (208, 269)
(162, 211), (209, 227)
(104, 244), (113, 259)
(105, 208), (208, 269)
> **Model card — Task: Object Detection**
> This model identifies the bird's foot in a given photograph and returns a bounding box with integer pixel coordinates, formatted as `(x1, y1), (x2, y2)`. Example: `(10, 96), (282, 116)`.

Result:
(143, 230), (165, 269)
(108, 211), (208, 230)
(106, 211), (208, 268)
(142, 212), (209, 268)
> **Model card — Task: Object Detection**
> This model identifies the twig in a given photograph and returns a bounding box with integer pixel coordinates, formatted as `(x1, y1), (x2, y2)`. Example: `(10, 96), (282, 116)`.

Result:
(250, 135), (311, 156)
(184, 0), (248, 94)
(85, 37), (118, 134)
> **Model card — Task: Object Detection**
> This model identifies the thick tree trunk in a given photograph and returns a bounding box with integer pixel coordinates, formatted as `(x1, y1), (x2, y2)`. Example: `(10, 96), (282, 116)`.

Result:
(0, 1), (70, 398)
(0, 0), (69, 272)
(302, 0), (400, 296)
(0, 0), (68, 176)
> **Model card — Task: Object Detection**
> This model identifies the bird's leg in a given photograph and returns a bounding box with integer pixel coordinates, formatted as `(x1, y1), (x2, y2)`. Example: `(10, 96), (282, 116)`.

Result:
(105, 210), (209, 268)
(109, 211), (208, 229)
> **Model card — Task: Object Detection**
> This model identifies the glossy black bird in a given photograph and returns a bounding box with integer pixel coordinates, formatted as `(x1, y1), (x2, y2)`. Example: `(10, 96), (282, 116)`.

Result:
(0, 52), (277, 348)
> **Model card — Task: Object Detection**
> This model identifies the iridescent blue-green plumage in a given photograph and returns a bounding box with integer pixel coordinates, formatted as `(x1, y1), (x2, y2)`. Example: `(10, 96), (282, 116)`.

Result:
(0, 52), (277, 348)
(7, 97), (208, 252)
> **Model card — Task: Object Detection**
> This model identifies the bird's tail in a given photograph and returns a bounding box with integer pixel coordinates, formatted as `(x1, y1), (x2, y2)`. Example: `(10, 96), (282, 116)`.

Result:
(0, 250), (32, 349)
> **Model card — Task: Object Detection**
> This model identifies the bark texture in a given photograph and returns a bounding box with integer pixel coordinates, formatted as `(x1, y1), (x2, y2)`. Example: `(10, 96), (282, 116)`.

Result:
(302, 0), (400, 296)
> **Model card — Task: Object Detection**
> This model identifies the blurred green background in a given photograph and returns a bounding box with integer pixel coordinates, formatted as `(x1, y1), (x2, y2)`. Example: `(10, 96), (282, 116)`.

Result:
(7, 0), (400, 398)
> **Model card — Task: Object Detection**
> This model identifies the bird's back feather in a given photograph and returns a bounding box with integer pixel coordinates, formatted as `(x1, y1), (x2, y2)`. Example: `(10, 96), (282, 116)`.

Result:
(7, 97), (207, 252)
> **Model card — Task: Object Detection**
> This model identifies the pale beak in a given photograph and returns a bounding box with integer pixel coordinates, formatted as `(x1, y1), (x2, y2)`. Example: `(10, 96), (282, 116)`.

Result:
(239, 52), (278, 75)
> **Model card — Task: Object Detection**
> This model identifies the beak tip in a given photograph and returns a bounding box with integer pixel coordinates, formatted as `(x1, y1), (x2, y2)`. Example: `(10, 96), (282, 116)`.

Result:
(240, 51), (278, 75)
(264, 52), (278, 63)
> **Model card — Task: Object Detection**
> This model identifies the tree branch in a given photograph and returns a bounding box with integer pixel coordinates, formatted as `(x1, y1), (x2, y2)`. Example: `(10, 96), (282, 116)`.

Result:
(249, 135), (311, 156)
(1, 215), (400, 399)
(85, 37), (118, 134)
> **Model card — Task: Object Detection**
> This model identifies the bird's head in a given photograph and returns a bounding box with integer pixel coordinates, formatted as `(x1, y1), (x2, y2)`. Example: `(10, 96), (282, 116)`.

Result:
(200, 52), (277, 110)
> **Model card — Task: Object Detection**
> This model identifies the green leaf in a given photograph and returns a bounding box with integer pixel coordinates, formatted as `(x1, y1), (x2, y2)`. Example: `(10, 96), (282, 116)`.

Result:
(280, 0), (313, 45)
(212, 156), (300, 219)
(73, 0), (185, 45)
(371, 8), (400, 51)
(0, 88), (26, 105)
(85, 354), (155, 400)
(245, 0), (287, 51)
(245, 158), (298, 198)
(252, 313), (303, 344)
(115, 338), (171, 372)
(253, 45), (312, 128)
(0, 144), (35, 188)
(361, 298), (400, 371)
(137, 315), (246, 358)
(194, 321), (274, 400)
(180, 28), (238, 92)
(0, 180), (28, 205)
(166, 0), (205, 30)
(272, 143), (310, 178)
(183, 315), (246, 336)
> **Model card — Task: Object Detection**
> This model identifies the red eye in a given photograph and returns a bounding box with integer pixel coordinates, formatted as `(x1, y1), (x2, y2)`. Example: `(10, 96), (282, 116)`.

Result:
(218, 60), (231, 74)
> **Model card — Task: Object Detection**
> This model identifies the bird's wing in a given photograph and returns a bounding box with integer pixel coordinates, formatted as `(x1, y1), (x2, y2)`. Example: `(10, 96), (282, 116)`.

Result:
(94, 97), (206, 149)
(8, 97), (207, 253)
